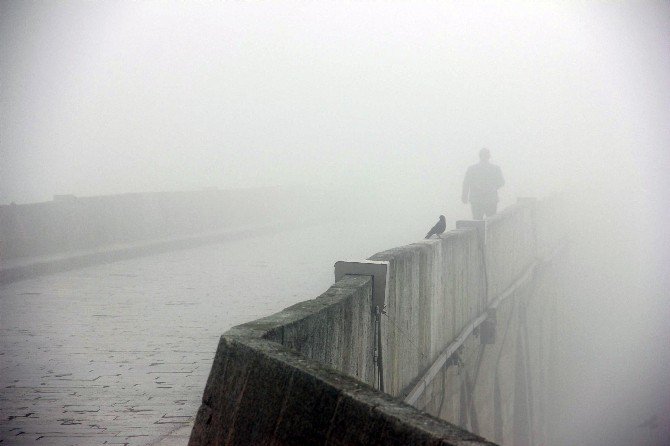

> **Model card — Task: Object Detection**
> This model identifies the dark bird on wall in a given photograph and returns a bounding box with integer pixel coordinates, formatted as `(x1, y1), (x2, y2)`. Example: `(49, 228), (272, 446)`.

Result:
(425, 215), (446, 239)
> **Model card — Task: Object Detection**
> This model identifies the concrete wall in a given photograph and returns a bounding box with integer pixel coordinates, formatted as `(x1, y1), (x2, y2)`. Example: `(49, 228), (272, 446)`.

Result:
(0, 187), (332, 261)
(190, 198), (565, 445)
(369, 227), (487, 397)
(190, 275), (495, 446)
(484, 203), (536, 301)
(405, 200), (565, 446)
(412, 270), (561, 446)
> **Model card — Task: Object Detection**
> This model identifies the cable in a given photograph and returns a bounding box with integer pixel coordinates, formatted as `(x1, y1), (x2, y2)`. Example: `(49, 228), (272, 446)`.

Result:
(381, 310), (429, 361)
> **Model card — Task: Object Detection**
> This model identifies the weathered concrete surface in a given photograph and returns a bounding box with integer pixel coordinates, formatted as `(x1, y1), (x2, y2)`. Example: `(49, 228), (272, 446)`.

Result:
(393, 200), (565, 446)
(369, 228), (486, 398)
(412, 269), (562, 446)
(190, 198), (565, 446)
(190, 276), (495, 446)
(262, 276), (377, 386)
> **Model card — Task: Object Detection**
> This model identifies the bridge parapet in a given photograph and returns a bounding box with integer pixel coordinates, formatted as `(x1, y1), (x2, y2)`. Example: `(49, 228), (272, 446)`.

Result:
(190, 198), (566, 445)
(484, 202), (536, 300)
(369, 227), (486, 398)
(0, 187), (334, 262)
(190, 275), (494, 445)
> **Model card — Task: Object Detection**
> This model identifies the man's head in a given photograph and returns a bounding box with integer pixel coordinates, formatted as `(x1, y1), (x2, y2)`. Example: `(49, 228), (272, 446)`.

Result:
(479, 148), (491, 162)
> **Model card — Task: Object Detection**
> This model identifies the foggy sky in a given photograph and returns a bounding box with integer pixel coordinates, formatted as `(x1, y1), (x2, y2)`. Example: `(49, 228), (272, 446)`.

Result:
(1, 1), (668, 207)
(2, 3), (670, 445)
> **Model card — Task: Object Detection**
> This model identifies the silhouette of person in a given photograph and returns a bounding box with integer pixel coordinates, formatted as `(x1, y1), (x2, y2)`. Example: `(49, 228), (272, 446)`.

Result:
(461, 148), (504, 220)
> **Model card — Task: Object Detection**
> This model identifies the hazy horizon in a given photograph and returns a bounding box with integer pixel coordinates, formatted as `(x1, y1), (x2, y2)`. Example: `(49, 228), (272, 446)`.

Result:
(2, 1), (668, 208)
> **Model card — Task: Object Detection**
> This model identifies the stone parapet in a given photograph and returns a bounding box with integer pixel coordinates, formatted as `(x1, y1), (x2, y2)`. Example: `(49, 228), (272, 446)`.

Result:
(190, 198), (566, 445)
(190, 275), (494, 446)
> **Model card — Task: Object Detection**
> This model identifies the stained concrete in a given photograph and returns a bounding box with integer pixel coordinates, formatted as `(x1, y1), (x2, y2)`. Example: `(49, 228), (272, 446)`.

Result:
(369, 228), (487, 398)
(190, 199), (565, 445)
(399, 201), (566, 445)
(190, 275), (495, 446)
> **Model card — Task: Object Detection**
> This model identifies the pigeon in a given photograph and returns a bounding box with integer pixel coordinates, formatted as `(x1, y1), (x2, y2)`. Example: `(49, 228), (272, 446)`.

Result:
(425, 215), (446, 239)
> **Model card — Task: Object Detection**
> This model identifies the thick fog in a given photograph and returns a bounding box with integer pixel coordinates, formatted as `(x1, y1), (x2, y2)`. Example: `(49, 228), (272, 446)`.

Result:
(2, 2), (667, 206)
(1, 2), (669, 445)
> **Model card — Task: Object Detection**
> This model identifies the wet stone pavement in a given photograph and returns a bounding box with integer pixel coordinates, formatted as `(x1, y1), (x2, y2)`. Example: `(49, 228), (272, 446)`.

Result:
(0, 222), (417, 445)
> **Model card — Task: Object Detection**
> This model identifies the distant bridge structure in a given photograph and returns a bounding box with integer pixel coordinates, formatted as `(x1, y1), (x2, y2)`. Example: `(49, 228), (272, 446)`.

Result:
(0, 187), (335, 284)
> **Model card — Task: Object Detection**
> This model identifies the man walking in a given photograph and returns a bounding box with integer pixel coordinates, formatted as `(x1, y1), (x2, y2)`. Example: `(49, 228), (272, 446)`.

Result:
(461, 148), (505, 220)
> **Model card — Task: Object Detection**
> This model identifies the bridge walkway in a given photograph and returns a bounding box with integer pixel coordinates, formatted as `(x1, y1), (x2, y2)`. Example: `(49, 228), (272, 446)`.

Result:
(0, 222), (416, 445)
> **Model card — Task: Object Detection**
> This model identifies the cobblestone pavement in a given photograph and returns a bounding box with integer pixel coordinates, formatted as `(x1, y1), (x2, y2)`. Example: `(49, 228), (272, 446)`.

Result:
(0, 221), (419, 445)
